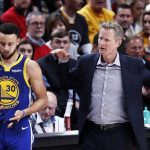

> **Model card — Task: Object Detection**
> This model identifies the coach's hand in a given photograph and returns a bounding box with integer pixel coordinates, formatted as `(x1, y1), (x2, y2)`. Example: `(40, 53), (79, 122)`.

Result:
(7, 110), (24, 128)
(51, 49), (71, 60)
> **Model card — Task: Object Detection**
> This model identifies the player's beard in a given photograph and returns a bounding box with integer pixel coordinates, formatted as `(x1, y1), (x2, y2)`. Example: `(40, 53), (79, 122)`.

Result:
(1, 49), (17, 60)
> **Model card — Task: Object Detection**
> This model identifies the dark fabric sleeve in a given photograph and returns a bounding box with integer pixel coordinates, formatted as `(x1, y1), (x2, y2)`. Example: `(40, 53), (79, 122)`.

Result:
(79, 15), (90, 46)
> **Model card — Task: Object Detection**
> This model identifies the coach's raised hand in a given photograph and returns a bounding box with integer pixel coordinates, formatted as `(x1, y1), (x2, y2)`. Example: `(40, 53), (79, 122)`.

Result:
(51, 49), (71, 60)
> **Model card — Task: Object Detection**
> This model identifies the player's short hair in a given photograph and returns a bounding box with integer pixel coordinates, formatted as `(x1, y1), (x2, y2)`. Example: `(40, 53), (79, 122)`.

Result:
(0, 23), (20, 37)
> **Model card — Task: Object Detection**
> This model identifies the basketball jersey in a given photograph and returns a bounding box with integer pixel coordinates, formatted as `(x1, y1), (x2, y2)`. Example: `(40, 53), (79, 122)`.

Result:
(0, 55), (32, 121)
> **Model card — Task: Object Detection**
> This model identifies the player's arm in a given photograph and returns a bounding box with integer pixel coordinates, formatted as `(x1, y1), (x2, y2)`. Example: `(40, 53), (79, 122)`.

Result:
(23, 60), (48, 115)
(8, 60), (48, 127)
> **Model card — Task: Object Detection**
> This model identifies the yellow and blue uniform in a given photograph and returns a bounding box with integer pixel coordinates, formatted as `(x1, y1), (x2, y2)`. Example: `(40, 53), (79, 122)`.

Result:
(0, 55), (33, 150)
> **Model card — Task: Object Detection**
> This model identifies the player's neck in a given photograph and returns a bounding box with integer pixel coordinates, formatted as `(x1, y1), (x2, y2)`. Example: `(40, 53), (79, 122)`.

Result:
(1, 52), (20, 67)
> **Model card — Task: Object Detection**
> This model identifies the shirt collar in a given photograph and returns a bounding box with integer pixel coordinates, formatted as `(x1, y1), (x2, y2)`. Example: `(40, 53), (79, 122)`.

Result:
(97, 52), (121, 66)
(36, 113), (56, 125)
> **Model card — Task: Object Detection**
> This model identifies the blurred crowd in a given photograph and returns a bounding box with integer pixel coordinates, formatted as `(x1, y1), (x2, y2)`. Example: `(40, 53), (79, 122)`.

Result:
(0, 0), (150, 134)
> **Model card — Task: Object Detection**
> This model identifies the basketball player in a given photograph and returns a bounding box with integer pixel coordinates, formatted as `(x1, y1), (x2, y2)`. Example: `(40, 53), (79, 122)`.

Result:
(0, 23), (48, 150)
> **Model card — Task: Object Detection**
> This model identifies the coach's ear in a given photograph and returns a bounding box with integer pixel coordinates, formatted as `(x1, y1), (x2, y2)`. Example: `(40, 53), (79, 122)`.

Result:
(117, 39), (122, 47)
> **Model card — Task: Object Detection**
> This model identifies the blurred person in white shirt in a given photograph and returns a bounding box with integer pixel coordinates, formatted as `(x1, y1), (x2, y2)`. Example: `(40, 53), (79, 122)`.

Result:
(31, 91), (66, 134)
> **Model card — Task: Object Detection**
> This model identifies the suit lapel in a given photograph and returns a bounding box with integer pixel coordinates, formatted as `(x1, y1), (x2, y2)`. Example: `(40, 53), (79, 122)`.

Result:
(120, 54), (129, 81)
(88, 54), (100, 82)
(86, 54), (100, 106)
(120, 54), (136, 85)
(119, 54), (136, 104)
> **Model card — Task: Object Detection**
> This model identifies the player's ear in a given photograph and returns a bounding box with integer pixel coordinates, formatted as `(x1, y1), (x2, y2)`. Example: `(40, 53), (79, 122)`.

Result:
(16, 38), (20, 46)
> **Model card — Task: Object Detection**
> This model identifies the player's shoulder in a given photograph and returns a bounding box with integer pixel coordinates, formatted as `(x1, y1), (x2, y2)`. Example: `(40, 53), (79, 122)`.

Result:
(26, 59), (41, 70)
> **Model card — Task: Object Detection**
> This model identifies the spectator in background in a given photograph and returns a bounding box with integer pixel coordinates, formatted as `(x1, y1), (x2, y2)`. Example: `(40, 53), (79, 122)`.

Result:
(49, 29), (77, 59)
(45, 13), (66, 41)
(126, 35), (150, 67)
(47, 0), (92, 55)
(17, 39), (34, 59)
(38, 28), (77, 118)
(115, 4), (133, 37)
(1, 0), (32, 38)
(32, 91), (66, 134)
(25, 11), (47, 60)
(115, 3), (133, 54)
(126, 35), (145, 59)
(139, 11), (150, 49)
(78, 0), (115, 43)
(42, 14), (78, 59)
(130, 0), (145, 35)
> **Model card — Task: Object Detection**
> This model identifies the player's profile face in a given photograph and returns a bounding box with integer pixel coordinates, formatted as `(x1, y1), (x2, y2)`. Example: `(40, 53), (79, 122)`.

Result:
(0, 33), (19, 60)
